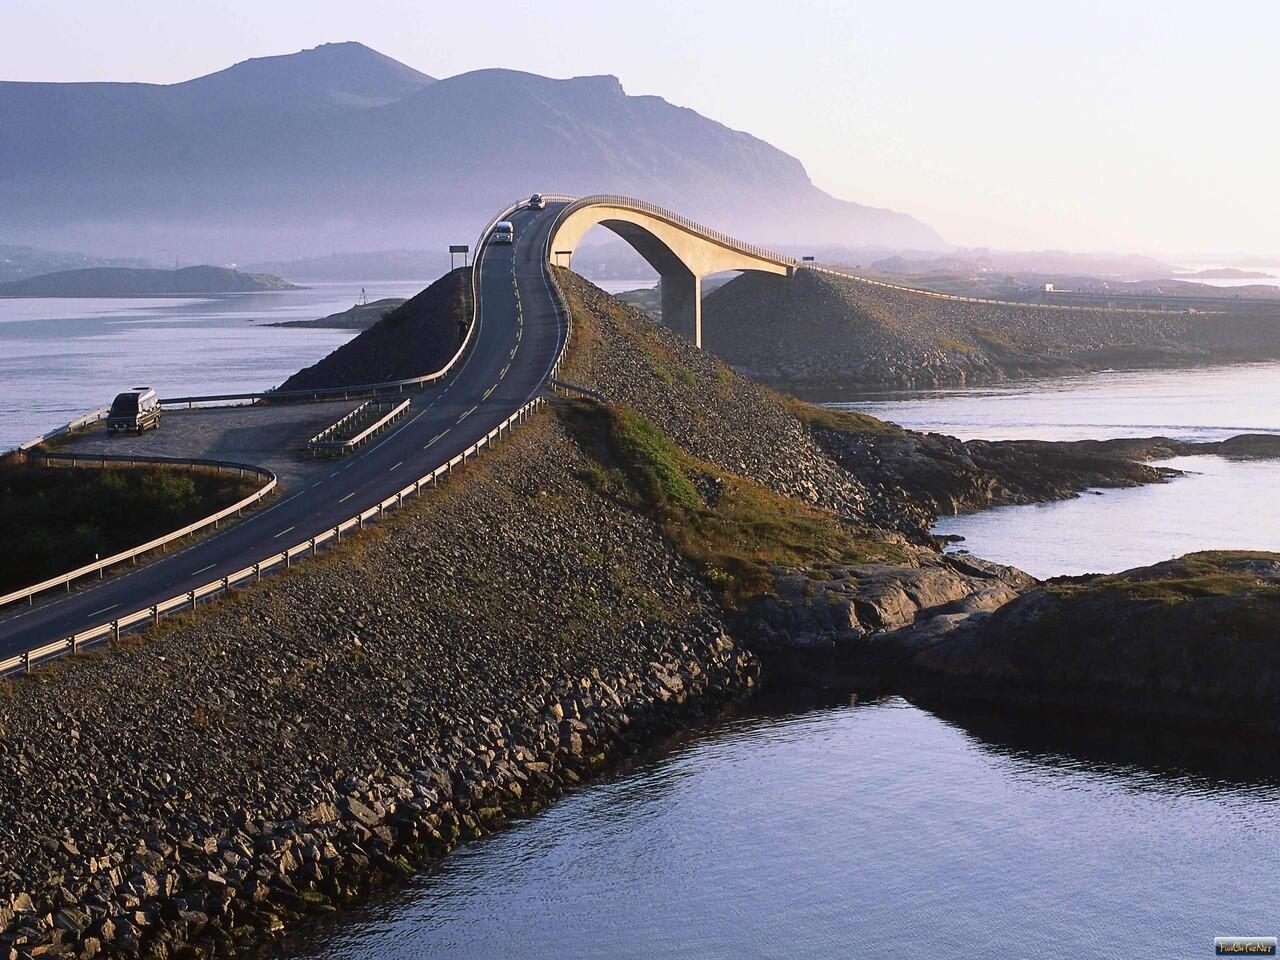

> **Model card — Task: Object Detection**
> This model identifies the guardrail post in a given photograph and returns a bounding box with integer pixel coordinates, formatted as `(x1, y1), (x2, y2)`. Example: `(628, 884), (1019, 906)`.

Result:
(221, 576), (230, 594)
(285, 550), (292, 569)
(310, 538), (317, 557)
(151, 605), (159, 627)
(23, 651), (31, 674)
(254, 563), (261, 583)
(111, 620), (120, 644)
(334, 525), (341, 544)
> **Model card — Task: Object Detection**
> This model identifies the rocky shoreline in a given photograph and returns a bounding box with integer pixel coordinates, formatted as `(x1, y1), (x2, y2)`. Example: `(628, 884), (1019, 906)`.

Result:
(0, 625), (754, 960)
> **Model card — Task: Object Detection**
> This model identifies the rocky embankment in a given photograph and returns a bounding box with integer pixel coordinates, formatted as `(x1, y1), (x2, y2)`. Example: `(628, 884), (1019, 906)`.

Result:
(278, 270), (467, 391)
(699, 269), (1280, 392)
(0, 414), (758, 960)
(905, 551), (1280, 736)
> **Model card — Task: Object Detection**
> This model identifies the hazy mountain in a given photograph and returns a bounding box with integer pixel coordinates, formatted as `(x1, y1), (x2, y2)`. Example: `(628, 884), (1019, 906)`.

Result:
(0, 265), (297, 297)
(0, 43), (942, 262)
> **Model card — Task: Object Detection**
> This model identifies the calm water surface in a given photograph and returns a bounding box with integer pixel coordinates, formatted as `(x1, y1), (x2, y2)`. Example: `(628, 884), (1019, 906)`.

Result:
(279, 695), (1280, 960)
(0, 281), (429, 450)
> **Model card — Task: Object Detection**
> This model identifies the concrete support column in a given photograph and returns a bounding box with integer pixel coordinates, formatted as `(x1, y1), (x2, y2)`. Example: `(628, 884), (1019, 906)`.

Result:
(660, 268), (702, 348)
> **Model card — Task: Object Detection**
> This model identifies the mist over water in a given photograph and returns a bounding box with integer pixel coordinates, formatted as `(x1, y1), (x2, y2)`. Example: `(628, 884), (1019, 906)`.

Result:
(0, 282), (429, 450)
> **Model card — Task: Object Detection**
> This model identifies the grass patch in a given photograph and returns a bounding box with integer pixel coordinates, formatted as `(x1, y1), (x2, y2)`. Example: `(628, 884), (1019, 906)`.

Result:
(973, 327), (1018, 352)
(775, 392), (903, 436)
(0, 460), (257, 594)
(558, 401), (908, 608)
(936, 336), (980, 354)
(1046, 551), (1280, 604)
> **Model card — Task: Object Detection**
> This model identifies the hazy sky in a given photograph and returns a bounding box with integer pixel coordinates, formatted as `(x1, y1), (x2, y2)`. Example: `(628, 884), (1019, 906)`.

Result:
(3, 0), (1276, 256)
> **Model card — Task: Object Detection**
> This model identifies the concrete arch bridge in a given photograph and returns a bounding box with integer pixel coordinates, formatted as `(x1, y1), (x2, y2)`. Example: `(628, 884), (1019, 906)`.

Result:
(544, 194), (796, 348)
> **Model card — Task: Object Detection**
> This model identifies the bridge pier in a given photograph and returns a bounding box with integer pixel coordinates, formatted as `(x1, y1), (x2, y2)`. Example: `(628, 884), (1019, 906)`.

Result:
(660, 269), (702, 348)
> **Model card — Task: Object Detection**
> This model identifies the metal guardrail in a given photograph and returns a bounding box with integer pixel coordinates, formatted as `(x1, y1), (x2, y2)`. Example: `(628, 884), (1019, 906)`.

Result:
(0, 453), (277, 610)
(305, 398), (410, 456)
(15, 406), (111, 452)
(0, 398), (545, 678)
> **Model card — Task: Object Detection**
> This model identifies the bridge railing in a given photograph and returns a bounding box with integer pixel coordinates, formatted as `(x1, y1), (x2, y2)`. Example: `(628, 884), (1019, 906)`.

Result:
(799, 264), (1203, 316)
(0, 395), (548, 679)
(0, 453), (278, 611)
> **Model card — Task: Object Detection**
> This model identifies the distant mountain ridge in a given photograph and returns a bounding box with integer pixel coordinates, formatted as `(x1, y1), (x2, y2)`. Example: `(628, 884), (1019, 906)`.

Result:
(0, 43), (943, 261)
(0, 265), (298, 297)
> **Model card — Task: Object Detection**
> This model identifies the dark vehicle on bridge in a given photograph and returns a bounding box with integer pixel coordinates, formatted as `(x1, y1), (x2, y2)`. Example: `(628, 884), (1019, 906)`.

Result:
(528, 194), (545, 210)
(107, 386), (162, 434)
(493, 221), (515, 244)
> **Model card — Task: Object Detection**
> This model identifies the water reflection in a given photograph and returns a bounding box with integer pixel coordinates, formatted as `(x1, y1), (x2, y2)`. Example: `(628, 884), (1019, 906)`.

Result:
(910, 695), (1280, 796)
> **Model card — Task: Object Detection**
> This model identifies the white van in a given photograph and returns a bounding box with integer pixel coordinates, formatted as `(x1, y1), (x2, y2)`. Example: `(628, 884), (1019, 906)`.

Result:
(493, 221), (515, 244)
(107, 387), (162, 434)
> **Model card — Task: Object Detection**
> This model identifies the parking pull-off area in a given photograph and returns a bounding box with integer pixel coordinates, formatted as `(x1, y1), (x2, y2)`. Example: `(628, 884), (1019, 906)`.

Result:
(54, 400), (364, 492)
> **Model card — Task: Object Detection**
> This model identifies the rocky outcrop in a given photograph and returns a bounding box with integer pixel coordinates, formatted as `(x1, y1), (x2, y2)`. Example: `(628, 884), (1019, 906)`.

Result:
(699, 269), (1280, 392)
(906, 551), (1280, 735)
(804, 417), (1178, 537)
(279, 269), (468, 391)
(742, 552), (1029, 660)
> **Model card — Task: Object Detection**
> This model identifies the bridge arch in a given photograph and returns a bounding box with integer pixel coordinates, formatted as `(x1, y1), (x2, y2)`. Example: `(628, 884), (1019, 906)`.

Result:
(546, 195), (794, 348)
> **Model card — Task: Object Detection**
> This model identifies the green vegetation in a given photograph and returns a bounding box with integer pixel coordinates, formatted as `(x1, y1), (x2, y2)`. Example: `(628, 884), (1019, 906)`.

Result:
(0, 460), (257, 594)
(559, 402), (907, 608)
(1046, 551), (1280, 605)
(936, 336), (979, 355)
(775, 392), (903, 436)
(614, 287), (661, 319)
(972, 327), (1018, 353)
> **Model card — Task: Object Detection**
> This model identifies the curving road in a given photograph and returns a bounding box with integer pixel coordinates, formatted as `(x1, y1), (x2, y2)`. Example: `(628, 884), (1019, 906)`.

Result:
(0, 201), (571, 660)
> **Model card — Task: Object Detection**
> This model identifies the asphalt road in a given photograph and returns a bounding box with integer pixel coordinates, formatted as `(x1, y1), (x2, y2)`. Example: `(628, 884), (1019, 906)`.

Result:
(0, 201), (569, 658)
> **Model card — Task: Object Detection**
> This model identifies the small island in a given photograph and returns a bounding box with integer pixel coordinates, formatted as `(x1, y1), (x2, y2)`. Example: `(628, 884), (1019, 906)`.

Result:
(0, 265), (298, 297)
(1172, 267), (1275, 280)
